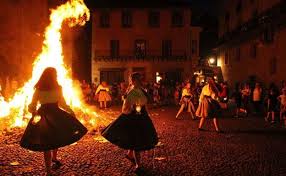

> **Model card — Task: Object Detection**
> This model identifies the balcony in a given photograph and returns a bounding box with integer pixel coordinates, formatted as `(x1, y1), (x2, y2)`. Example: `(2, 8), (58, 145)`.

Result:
(216, 0), (286, 48)
(93, 49), (189, 62)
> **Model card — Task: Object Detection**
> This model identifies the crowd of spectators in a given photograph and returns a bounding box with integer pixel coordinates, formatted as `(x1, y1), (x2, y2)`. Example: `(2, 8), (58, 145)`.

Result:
(80, 78), (286, 126)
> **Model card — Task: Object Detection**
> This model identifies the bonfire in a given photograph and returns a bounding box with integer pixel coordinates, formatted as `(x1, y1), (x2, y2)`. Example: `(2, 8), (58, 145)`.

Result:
(0, 0), (111, 130)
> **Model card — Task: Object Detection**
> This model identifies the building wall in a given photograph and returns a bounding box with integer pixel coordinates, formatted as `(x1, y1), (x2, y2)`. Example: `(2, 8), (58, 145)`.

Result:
(217, 0), (284, 87)
(219, 0), (282, 38)
(91, 8), (201, 84)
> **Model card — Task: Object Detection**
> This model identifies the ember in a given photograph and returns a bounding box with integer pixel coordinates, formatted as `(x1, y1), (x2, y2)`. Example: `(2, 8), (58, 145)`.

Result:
(0, 0), (110, 130)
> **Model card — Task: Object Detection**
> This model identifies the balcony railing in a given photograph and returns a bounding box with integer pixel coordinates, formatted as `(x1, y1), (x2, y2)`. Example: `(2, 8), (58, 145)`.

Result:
(93, 49), (189, 62)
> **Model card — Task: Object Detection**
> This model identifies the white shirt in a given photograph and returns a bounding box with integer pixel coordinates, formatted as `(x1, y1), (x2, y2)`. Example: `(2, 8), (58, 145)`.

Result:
(182, 88), (192, 97)
(279, 94), (286, 106)
(28, 88), (73, 114)
(253, 88), (262, 101)
(122, 88), (147, 114)
(95, 84), (109, 94)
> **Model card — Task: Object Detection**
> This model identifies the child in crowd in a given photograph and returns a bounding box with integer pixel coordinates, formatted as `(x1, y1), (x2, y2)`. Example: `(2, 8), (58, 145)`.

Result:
(96, 81), (112, 109)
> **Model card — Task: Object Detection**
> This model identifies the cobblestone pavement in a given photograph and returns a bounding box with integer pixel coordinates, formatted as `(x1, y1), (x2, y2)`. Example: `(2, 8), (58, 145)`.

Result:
(1, 106), (286, 176)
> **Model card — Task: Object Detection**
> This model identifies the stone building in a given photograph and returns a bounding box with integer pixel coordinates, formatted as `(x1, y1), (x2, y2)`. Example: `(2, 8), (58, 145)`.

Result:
(89, 0), (201, 85)
(215, 0), (286, 86)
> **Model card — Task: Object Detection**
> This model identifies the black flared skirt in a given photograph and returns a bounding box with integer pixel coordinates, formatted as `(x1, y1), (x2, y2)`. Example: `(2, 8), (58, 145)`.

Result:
(20, 103), (87, 151)
(196, 97), (222, 119)
(101, 108), (158, 151)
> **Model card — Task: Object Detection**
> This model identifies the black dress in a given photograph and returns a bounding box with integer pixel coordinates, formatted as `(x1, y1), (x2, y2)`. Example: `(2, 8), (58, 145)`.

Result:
(20, 103), (87, 151)
(102, 88), (158, 151)
(268, 93), (278, 112)
(102, 106), (158, 151)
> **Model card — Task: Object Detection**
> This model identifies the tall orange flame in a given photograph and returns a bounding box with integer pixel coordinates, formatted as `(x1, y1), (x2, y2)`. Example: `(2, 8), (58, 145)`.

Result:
(0, 0), (108, 129)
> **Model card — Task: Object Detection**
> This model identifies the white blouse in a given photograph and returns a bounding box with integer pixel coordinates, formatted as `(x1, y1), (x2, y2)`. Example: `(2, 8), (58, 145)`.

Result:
(95, 84), (109, 94)
(122, 88), (147, 114)
(28, 88), (73, 114)
(182, 88), (192, 97)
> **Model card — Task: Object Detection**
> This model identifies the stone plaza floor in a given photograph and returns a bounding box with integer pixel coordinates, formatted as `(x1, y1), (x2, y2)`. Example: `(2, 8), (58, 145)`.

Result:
(1, 106), (286, 176)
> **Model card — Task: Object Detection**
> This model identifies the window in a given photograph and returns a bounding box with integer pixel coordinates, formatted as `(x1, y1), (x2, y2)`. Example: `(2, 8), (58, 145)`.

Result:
(236, 47), (241, 61)
(171, 10), (184, 27)
(122, 10), (132, 28)
(148, 11), (160, 27)
(262, 26), (274, 44)
(134, 40), (146, 59)
(236, 1), (242, 14)
(191, 40), (198, 55)
(269, 57), (277, 75)
(99, 11), (110, 28)
(252, 9), (258, 18)
(225, 12), (230, 33)
(100, 69), (124, 85)
(250, 43), (257, 58)
(237, 16), (242, 27)
(110, 40), (119, 58)
(162, 40), (172, 57)
(225, 52), (229, 65)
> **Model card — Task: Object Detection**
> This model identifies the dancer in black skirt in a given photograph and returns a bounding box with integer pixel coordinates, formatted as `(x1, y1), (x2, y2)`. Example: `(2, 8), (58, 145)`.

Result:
(196, 77), (222, 132)
(102, 72), (158, 171)
(20, 67), (87, 176)
(175, 82), (196, 119)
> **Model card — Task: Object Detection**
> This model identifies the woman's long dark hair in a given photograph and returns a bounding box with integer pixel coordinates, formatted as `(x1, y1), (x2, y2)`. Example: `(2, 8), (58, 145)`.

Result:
(131, 72), (142, 86)
(34, 67), (60, 91)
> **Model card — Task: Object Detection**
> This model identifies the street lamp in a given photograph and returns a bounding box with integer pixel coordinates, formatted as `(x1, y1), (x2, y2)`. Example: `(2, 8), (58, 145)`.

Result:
(208, 57), (217, 66)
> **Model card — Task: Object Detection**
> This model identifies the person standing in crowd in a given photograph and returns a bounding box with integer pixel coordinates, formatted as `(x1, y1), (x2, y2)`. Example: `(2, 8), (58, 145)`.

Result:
(111, 83), (119, 105)
(20, 67), (87, 176)
(241, 83), (251, 116)
(280, 80), (286, 93)
(218, 82), (229, 103)
(84, 84), (92, 103)
(101, 72), (158, 172)
(119, 82), (127, 102)
(252, 83), (263, 115)
(174, 83), (180, 105)
(265, 85), (278, 123)
(90, 83), (98, 104)
(96, 81), (112, 109)
(175, 82), (195, 119)
(233, 83), (242, 118)
(278, 89), (286, 126)
(153, 83), (160, 107)
(196, 77), (221, 132)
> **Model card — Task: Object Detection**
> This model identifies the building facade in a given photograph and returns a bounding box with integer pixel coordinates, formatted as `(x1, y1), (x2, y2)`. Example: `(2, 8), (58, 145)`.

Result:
(215, 0), (286, 87)
(90, 1), (201, 85)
